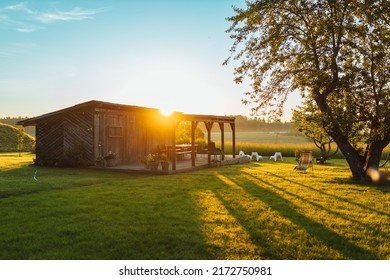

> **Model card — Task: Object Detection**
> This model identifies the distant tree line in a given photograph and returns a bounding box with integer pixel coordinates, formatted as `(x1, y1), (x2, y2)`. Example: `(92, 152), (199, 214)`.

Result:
(207, 115), (295, 132)
(233, 115), (293, 132)
(0, 116), (27, 125)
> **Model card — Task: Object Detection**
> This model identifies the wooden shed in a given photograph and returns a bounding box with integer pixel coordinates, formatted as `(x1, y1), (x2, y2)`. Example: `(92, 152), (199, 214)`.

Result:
(19, 100), (236, 171)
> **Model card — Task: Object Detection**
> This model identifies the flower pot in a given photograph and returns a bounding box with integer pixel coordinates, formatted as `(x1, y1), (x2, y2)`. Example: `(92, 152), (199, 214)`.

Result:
(161, 161), (169, 171)
(106, 158), (116, 167)
(150, 162), (159, 171)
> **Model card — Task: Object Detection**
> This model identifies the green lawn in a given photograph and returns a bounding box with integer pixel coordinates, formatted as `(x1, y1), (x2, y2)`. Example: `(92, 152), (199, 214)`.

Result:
(0, 153), (389, 260)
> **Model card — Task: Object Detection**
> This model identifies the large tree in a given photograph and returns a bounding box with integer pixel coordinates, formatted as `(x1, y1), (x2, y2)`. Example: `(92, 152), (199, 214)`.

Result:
(225, 0), (390, 181)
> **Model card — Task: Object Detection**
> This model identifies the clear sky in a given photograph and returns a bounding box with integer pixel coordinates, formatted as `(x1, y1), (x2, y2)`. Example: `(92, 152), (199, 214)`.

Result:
(0, 0), (301, 121)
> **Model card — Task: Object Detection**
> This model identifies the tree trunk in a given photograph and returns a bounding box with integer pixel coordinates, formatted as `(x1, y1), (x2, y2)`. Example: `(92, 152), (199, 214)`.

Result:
(364, 142), (384, 172)
(333, 138), (386, 182)
(333, 140), (371, 181)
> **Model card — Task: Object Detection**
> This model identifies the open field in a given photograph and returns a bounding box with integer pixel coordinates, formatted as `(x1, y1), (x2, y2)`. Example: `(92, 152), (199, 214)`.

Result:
(0, 153), (389, 260)
(212, 131), (312, 144)
(212, 131), (341, 158)
(211, 132), (390, 159)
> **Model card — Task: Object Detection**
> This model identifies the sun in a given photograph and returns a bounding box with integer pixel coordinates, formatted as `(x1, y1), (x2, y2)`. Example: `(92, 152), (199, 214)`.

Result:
(159, 108), (174, 117)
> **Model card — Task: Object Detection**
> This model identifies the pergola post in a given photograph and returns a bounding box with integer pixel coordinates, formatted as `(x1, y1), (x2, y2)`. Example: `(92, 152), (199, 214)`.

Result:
(219, 122), (225, 160)
(230, 122), (236, 158)
(205, 121), (214, 165)
(171, 114), (235, 170)
(191, 121), (198, 167)
(171, 121), (177, 171)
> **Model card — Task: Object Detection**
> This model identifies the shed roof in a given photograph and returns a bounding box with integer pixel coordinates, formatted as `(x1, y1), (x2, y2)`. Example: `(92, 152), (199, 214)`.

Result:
(18, 100), (235, 126)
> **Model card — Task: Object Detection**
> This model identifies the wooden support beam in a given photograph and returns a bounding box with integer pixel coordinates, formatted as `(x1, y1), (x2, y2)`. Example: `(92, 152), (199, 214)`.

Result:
(191, 121), (198, 167)
(219, 122), (225, 160)
(205, 121), (214, 165)
(230, 123), (236, 158)
(172, 121), (177, 170)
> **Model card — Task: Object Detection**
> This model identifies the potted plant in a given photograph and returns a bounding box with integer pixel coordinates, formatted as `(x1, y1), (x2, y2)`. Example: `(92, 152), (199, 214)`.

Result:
(95, 156), (104, 168)
(149, 153), (159, 171)
(160, 153), (169, 171)
(142, 154), (154, 169)
(104, 151), (116, 167)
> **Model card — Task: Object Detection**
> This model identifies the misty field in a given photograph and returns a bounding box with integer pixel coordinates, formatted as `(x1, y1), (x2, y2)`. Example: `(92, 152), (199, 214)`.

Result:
(211, 132), (390, 160)
(212, 131), (339, 158)
(0, 153), (389, 260)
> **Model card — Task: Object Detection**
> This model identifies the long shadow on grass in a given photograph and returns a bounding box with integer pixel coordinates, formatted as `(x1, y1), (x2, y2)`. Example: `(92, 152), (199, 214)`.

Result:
(265, 171), (390, 218)
(210, 189), (283, 259)
(328, 177), (390, 193)
(242, 172), (390, 241)
(225, 174), (377, 259)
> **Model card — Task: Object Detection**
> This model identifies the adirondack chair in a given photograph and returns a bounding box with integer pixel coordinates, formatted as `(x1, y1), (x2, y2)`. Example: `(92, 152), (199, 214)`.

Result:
(294, 150), (313, 172)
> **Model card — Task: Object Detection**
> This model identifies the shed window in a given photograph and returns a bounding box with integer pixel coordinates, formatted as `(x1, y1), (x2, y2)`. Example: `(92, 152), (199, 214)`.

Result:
(108, 126), (123, 137)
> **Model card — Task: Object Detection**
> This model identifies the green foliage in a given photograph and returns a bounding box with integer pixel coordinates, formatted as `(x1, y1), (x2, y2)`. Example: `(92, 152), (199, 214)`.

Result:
(176, 122), (205, 144)
(225, 0), (390, 180)
(0, 153), (389, 259)
(0, 122), (35, 153)
(17, 128), (25, 157)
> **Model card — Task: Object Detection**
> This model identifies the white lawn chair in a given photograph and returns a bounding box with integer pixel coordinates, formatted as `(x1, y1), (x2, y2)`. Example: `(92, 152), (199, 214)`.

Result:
(251, 152), (263, 161)
(270, 152), (283, 161)
(239, 151), (252, 160)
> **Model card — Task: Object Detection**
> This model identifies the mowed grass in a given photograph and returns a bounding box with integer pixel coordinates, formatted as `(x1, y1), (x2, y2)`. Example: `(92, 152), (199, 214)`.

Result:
(0, 153), (389, 260)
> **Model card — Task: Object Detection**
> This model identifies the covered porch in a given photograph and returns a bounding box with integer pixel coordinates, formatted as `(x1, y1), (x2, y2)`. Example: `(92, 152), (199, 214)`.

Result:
(96, 113), (240, 174)
(98, 153), (249, 175)
(169, 113), (236, 171)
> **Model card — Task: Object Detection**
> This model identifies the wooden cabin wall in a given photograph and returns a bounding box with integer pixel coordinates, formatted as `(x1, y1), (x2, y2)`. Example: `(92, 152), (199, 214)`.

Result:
(133, 112), (174, 161)
(96, 109), (126, 163)
(124, 111), (144, 163)
(35, 109), (94, 166)
(63, 108), (94, 165)
(95, 108), (174, 164)
(35, 116), (64, 165)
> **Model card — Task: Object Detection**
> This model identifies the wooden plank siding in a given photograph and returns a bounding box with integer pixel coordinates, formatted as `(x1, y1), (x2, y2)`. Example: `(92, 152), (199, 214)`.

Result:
(63, 108), (94, 164)
(35, 108), (95, 166)
(94, 108), (174, 165)
(35, 115), (64, 165)
(18, 100), (235, 169)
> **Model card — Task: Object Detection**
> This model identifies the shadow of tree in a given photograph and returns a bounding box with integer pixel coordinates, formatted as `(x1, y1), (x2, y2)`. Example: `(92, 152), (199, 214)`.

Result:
(241, 177), (377, 259)
(210, 190), (284, 259)
(328, 176), (390, 193)
(265, 171), (390, 217)
(212, 170), (378, 259)
(242, 172), (390, 242)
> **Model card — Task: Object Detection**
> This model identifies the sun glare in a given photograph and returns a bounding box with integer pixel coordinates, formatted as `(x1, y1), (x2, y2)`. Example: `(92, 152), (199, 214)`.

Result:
(160, 108), (174, 117)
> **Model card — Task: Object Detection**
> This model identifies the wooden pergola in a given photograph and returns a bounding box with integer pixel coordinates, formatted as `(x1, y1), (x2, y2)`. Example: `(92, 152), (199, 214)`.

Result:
(170, 113), (236, 171)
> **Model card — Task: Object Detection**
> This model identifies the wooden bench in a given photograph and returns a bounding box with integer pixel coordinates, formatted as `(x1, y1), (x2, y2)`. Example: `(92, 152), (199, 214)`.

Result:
(172, 145), (197, 160)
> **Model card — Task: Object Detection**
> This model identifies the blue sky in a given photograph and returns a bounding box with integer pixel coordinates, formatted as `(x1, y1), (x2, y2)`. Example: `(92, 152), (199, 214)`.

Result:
(0, 0), (300, 120)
